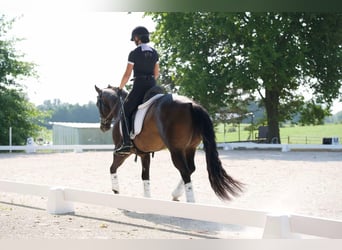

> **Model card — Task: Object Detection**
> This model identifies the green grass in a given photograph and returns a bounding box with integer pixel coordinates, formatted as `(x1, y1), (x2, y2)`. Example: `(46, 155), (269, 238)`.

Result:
(215, 123), (342, 144)
(280, 124), (342, 144)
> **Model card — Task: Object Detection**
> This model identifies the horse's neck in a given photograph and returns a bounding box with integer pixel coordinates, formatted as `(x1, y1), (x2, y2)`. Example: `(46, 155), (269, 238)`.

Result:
(112, 104), (121, 121)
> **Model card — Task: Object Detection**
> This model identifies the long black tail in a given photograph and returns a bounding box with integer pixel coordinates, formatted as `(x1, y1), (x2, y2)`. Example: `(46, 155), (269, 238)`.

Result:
(192, 104), (244, 200)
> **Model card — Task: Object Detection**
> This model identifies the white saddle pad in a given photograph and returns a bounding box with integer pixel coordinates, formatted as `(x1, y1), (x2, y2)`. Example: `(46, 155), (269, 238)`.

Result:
(118, 94), (164, 139)
(130, 94), (164, 139)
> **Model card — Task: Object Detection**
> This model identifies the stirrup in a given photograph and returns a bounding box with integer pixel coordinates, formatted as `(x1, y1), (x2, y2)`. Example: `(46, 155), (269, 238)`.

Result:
(114, 144), (133, 155)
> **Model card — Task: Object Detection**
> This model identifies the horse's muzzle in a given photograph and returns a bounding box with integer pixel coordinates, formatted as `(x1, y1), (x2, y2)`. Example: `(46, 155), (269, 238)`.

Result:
(100, 120), (111, 132)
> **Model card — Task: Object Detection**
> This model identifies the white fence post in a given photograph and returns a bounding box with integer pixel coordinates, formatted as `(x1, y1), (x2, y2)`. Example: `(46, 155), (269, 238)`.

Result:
(281, 144), (290, 152)
(262, 214), (298, 239)
(9, 127), (12, 153)
(47, 187), (75, 214)
(73, 145), (83, 153)
(25, 137), (36, 153)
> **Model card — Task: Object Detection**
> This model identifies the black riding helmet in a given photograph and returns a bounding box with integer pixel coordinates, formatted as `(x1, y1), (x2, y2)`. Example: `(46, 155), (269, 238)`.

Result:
(130, 26), (150, 43)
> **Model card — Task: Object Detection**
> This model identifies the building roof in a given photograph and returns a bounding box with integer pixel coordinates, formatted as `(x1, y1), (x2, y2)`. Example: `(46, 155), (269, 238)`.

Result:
(51, 122), (102, 129)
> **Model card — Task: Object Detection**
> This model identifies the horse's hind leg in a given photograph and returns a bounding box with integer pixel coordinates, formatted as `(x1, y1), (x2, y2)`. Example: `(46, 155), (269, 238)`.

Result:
(171, 148), (196, 201)
(172, 179), (184, 201)
(140, 153), (151, 198)
(170, 150), (195, 202)
(184, 148), (196, 202)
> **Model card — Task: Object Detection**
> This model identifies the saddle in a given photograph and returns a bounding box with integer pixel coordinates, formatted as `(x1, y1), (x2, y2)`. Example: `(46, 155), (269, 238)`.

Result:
(129, 93), (164, 139)
(119, 85), (165, 139)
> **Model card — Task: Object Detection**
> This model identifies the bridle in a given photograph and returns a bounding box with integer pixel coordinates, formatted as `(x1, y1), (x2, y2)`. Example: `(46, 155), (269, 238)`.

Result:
(97, 92), (118, 128)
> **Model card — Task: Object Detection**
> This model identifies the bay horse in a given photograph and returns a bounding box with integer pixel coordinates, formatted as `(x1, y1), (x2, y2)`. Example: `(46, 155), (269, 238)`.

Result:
(95, 85), (243, 202)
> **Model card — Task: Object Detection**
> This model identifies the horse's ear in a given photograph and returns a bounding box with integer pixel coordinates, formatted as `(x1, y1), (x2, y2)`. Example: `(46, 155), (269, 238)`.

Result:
(107, 84), (117, 91)
(95, 85), (101, 94)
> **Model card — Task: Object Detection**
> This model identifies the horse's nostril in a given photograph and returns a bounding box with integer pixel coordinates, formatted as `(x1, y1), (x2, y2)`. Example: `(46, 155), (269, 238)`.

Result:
(100, 124), (110, 132)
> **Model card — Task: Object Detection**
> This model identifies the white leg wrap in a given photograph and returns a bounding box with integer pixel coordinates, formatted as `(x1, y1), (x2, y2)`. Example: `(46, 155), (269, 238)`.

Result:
(172, 179), (184, 200)
(185, 182), (195, 203)
(143, 180), (151, 198)
(111, 173), (119, 193)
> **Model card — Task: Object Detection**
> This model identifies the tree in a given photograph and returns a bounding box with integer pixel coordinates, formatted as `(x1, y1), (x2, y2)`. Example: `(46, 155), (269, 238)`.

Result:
(149, 13), (252, 116)
(0, 88), (47, 145)
(148, 12), (342, 143)
(299, 101), (330, 125)
(37, 99), (100, 126)
(0, 15), (46, 145)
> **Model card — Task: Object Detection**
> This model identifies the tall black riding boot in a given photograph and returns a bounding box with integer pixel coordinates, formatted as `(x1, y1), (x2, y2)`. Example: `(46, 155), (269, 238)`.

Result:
(115, 117), (133, 155)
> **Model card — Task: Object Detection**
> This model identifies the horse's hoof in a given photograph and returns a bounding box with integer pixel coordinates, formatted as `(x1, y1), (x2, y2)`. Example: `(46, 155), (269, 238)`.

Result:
(172, 197), (180, 202)
(112, 190), (119, 194)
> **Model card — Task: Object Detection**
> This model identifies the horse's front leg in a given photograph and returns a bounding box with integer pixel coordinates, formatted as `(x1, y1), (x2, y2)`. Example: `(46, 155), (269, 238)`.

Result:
(140, 153), (151, 198)
(110, 153), (130, 194)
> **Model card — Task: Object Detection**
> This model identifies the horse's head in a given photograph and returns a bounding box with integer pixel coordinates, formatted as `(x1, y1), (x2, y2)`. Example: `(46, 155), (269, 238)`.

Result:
(95, 85), (124, 132)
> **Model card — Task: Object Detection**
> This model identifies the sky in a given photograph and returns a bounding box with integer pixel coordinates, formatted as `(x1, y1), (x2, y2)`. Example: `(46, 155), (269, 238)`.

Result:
(7, 12), (156, 105)
(4, 11), (342, 113)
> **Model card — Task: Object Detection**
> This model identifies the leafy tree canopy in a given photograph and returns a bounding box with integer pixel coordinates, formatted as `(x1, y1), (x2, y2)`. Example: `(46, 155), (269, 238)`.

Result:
(148, 12), (342, 143)
(37, 99), (99, 126)
(0, 14), (47, 145)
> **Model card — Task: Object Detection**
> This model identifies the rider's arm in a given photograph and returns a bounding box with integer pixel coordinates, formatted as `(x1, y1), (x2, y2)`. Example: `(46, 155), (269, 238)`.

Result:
(119, 63), (134, 89)
(154, 62), (160, 80)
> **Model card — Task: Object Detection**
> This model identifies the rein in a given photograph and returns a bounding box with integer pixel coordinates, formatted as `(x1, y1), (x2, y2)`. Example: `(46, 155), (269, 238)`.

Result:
(101, 106), (117, 125)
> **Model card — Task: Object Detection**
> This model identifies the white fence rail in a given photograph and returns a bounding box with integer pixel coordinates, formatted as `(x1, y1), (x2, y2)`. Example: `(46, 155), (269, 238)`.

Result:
(0, 144), (114, 153)
(1, 142), (342, 153)
(218, 142), (342, 152)
(0, 179), (341, 239)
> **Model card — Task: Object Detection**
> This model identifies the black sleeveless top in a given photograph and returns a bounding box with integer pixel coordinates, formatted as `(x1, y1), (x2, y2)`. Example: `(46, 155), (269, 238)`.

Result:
(128, 44), (159, 77)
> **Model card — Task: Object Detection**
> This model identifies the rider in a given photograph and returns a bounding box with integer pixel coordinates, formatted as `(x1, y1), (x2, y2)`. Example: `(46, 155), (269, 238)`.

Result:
(115, 26), (160, 154)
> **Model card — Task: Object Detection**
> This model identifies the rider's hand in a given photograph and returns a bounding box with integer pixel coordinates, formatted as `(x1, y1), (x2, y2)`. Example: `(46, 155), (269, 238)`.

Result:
(117, 88), (123, 97)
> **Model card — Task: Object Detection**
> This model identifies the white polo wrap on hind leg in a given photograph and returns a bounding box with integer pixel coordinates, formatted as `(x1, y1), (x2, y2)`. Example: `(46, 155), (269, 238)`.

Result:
(143, 180), (151, 198)
(111, 173), (119, 193)
(185, 182), (195, 203)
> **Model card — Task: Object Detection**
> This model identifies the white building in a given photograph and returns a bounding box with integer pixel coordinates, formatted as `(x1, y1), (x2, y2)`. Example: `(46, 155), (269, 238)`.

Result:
(52, 122), (113, 145)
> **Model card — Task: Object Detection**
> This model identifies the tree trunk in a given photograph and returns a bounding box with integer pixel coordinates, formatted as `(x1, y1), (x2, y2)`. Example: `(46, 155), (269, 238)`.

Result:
(264, 89), (281, 144)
